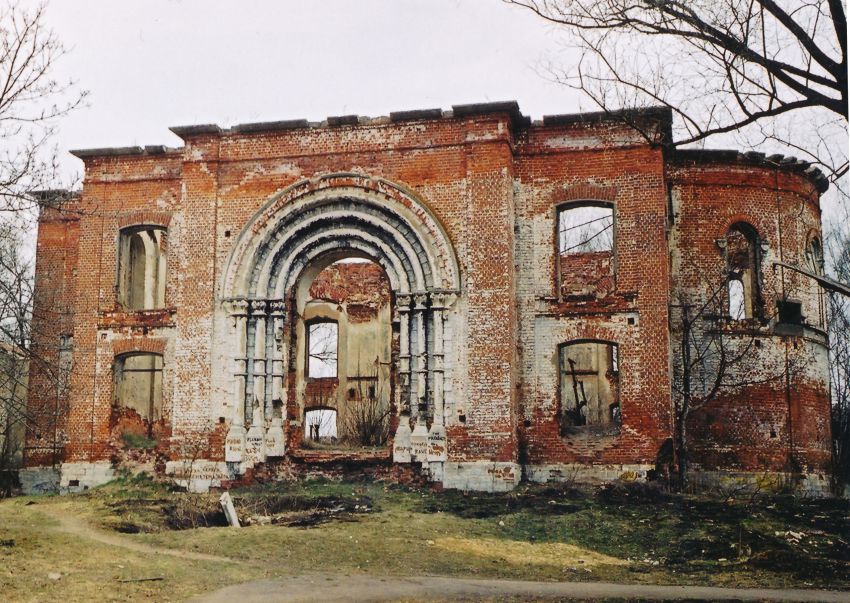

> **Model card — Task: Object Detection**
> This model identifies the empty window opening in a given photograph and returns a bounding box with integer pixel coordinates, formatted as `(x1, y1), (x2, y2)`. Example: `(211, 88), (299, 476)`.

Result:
(307, 321), (338, 378)
(114, 353), (163, 438)
(559, 204), (614, 254)
(728, 278), (746, 320)
(305, 408), (338, 441)
(557, 203), (615, 300)
(725, 223), (761, 320)
(777, 299), (803, 325)
(806, 237), (825, 326)
(559, 341), (620, 428)
(118, 227), (167, 310)
(806, 237), (824, 275)
(58, 334), (73, 398)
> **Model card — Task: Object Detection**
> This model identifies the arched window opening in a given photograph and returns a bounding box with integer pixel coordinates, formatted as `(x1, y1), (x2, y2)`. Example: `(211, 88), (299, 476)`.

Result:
(725, 223), (761, 320)
(806, 236), (825, 326)
(557, 202), (616, 300)
(307, 321), (338, 378)
(118, 227), (167, 310)
(305, 408), (338, 441)
(806, 237), (824, 276)
(113, 353), (163, 442)
(559, 341), (620, 429)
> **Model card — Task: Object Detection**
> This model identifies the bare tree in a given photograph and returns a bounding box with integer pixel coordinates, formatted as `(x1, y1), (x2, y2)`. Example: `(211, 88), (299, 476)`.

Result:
(342, 362), (391, 448)
(506, 0), (847, 181)
(0, 3), (84, 490)
(826, 227), (850, 492)
(1, 1), (86, 213)
(0, 340), (27, 495)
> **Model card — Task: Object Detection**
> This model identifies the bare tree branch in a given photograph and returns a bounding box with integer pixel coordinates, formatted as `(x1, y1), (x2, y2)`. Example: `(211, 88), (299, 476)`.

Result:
(507, 0), (848, 179)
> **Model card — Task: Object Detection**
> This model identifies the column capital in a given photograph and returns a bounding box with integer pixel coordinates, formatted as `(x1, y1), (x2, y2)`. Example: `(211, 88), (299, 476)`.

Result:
(430, 290), (458, 311)
(267, 299), (288, 318)
(396, 292), (413, 310)
(413, 292), (429, 310)
(225, 298), (250, 316)
(248, 299), (267, 316)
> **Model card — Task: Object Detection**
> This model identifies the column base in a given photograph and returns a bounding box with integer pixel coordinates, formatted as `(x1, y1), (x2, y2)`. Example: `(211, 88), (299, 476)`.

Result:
(225, 423), (247, 462)
(245, 422), (267, 465)
(392, 418), (412, 463)
(410, 421), (429, 462)
(264, 417), (286, 457)
(427, 423), (447, 462)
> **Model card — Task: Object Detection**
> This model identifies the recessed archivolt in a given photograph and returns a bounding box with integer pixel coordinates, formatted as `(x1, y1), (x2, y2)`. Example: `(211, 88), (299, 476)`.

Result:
(221, 174), (461, 300)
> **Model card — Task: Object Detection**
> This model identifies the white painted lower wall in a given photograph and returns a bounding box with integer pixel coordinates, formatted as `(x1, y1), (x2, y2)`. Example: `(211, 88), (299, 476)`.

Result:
(441, 462), (521, 492)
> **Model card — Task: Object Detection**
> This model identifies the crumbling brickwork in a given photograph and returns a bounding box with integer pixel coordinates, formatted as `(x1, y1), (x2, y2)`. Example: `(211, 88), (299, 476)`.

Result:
(22, 103), (832, 493)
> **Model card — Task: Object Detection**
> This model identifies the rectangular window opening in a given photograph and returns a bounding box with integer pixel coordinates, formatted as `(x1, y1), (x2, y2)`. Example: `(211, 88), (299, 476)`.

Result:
(559, 341), (620, 429)
(114, 353), (164, 433)
(307, 321), (338, 378)
(118, 227), (168, 311)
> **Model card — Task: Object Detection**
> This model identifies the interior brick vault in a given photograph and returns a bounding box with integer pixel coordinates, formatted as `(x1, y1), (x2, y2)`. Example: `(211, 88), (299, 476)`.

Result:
(21, 102), (834, 494)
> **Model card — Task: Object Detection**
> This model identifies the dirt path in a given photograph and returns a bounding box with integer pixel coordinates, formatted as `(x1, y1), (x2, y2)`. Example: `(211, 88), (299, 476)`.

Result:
(38, 508), (850, 602)
(46, 507), (237, 564)
(191, 574), (850, 602)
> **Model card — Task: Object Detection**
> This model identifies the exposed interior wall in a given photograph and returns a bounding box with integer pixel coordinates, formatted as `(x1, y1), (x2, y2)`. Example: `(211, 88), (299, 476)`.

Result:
(298, 261), (392, 448)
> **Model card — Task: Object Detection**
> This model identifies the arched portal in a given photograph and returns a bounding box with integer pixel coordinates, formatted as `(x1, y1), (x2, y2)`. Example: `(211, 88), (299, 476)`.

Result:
(218, 174), (461, 469)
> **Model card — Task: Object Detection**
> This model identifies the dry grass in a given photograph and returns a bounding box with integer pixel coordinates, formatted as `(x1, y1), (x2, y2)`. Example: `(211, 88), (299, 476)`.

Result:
(434, 537), (629, 568)
(0, 499), (262, 603)
(0, 475), (847, 602)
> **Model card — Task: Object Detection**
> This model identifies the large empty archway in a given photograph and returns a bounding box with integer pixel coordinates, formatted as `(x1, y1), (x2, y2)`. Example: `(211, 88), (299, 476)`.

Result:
(218, 174), (461, 468)
(297, 256), (393, 450)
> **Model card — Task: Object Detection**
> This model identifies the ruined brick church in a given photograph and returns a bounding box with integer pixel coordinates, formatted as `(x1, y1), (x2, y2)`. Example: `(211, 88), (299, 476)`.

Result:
(22, 102), (833, 494)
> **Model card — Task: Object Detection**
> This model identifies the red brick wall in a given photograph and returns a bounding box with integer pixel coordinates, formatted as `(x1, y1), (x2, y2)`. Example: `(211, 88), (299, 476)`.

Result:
(669, 158), (831, 472)
(514, 124), (673, 468)
(25, 108), (830, 481)
(24, 208), (79, 465)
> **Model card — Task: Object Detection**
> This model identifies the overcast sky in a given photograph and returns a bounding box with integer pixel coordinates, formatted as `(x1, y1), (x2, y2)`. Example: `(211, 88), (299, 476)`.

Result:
(35, 0), (584, 175)
(24, 1), (846, 225)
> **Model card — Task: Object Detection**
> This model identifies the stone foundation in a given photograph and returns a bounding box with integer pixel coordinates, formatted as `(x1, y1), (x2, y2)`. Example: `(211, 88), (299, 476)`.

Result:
(164, 459), (234, 493)
(20, 462), (115, 494)
(526, 463), (654, 485)
(689, 470), (833, 497)
(442, 462), (521, 492)
(19, 466), (60, 495)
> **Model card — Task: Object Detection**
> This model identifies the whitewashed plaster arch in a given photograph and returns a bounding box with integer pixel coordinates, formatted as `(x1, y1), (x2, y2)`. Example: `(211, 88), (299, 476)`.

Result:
(221, 173), (461, 300)
(217, 173), (461, 469)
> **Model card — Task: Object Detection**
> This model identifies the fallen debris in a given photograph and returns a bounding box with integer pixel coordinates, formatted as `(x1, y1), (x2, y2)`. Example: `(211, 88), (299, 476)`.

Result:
(220, 492), (240, 528)
(243, 502), (372, 528)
